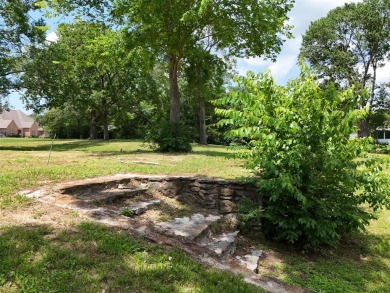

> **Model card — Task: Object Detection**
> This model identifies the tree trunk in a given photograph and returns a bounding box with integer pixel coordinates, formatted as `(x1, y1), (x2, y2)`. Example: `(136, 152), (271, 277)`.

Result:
(89, 122), (97, 139)
(89, 111), (98, 139)
(199, 97), (207, 145)
(102, 112), (109, 140)
(369, 63), (377, 107)
(168, 55), (181, 123)
(358, 63), (377, 138)
(358, 119), (371, 138)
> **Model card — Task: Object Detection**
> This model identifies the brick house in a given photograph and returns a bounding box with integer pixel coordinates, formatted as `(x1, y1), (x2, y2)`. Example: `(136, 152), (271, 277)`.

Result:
(0, 110), (44, 137)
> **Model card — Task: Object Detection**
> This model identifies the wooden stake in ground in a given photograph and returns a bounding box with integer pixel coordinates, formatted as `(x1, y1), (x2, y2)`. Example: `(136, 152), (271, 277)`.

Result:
(47, 134), (56, 165)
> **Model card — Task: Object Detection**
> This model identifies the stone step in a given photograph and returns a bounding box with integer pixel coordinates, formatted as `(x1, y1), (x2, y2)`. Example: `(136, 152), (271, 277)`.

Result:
(200, 231), (239, 259)
(86, 188), (147, 203)
(153, 214), (221, 243)
(236, 250), (263, 272)
(120, 199), (161, 216)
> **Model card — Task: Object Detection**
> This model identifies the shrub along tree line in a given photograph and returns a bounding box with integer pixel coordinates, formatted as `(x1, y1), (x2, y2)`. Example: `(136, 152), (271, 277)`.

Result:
(216, 65), (390, 249)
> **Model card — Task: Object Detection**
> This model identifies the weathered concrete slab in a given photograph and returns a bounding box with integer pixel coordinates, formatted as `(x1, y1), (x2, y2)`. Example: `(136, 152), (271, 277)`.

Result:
(236, 250), (263, 272)
(154, 214), (221, 242)
(201, 231), (239, 258)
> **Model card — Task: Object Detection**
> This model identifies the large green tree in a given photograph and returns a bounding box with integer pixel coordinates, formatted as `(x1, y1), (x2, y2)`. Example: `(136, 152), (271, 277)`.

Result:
(113, 0), (294, 125)
(22, 21), (154, 139)
(39, 0), (293, 139)
(0, 0), (45, 110)
(300, 0), (390, 136)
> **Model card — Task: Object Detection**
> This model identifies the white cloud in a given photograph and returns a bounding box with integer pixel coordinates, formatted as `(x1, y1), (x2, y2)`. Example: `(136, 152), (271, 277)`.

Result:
(236, 66), (248, 77)
(46, 31), (58, 43)
(243, 57), (271, 68)
(269, 54), (297, 80)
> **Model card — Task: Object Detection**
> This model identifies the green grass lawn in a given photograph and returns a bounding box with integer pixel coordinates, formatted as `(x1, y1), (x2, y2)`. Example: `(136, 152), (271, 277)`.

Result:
(1, 138), (389, 292)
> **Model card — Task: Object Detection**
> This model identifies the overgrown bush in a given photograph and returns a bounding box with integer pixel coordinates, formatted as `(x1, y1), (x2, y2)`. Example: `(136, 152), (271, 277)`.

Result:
(216, 66), (390, 249)
(372, 143), (390, 154)
(145, 120), (193, 152)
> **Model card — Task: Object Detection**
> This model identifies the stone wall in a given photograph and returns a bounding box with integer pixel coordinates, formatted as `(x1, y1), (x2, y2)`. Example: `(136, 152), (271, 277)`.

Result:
(59, 174), (261, 220)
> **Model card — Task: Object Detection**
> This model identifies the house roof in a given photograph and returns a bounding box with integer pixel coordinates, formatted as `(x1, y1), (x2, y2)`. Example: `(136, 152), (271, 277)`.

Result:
(0, 110), (36, 129)
(0, 119), (13, 128)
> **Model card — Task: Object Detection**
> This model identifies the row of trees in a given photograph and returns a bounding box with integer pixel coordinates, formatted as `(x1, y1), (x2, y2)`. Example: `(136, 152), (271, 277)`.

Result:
(18, 0), (294, 147)
(23, 22), (158, 140)
(2, 0), (389, 144)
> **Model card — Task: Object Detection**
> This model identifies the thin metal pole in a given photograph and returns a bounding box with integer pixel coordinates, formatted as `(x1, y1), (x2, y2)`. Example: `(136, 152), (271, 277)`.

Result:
(47, 134), (56, 165)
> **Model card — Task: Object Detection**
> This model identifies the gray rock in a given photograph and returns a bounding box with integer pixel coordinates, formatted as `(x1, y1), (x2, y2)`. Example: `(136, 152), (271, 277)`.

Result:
(222, 213), (239, 226)
(220, 188), (234, 196)
(201, 231), (239, 258)
(236, 250), (263, 272)
(219, 200), (238, 213)
(154, 214), (221, 242)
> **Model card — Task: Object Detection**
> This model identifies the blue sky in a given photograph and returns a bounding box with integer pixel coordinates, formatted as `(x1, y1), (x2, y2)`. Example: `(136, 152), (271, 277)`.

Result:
(9, 0), (389, 114)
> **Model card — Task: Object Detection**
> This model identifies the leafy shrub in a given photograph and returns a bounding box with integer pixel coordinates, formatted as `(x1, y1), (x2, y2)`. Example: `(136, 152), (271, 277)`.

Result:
(372, 143), (390, 154)
(145, 120), (193, 152)
(216, 66), (390, 249)
(238, 196), (263, 232)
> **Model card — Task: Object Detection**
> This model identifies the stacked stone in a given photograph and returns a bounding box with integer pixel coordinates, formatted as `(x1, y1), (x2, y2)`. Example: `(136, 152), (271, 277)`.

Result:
(60, 174), (261, 221)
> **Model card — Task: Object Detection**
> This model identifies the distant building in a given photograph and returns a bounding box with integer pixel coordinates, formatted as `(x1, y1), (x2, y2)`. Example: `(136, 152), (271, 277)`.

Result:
(0, 110), (45, 137)
(376, 127), (390, 144)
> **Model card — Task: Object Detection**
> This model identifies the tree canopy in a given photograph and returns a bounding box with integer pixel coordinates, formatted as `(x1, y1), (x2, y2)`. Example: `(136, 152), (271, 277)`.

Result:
(0, 0), (45, 110)
(300, 0), (390, 107)
(36, 0), (293, 150)
(113, 0), (294, 123)
(22, 21), (155, 139)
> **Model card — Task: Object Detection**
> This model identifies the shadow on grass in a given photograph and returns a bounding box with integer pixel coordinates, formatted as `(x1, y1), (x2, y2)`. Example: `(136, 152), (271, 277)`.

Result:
(191, 149), (234, 158)
(0, 140), (234, 158)
(0, 222), (262, 292)
(0, 140), (109, 152)
(86, 148), (234, 159)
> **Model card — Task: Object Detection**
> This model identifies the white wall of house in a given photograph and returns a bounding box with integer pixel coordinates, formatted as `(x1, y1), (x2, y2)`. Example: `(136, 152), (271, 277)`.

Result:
(376, 129), (390, 144)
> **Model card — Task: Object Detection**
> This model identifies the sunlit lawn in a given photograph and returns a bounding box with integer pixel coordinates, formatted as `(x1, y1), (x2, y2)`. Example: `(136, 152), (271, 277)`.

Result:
(0, 138), (389, 292)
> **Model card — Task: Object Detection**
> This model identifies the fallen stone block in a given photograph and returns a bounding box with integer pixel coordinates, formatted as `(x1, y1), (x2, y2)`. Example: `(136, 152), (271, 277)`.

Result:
(201, 231), (239, 258)
(154, 214), (221, 242)
(236, 250), (263, 272)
